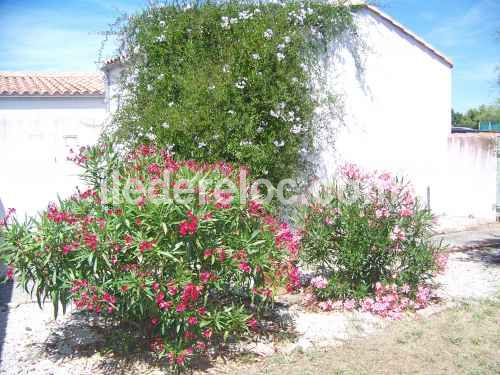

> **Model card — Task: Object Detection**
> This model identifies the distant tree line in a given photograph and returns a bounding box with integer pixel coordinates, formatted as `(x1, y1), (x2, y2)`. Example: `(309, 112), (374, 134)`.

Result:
(452, 100), (500, 128)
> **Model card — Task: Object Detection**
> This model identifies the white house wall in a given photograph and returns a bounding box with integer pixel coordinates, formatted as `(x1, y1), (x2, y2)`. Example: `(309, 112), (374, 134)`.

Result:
(0, 97), (105, 218)
(317, 8), (494, 221)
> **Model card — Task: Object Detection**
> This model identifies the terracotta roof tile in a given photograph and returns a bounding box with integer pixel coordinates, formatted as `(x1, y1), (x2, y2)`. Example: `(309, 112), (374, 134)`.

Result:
(0, 72), (105, 97)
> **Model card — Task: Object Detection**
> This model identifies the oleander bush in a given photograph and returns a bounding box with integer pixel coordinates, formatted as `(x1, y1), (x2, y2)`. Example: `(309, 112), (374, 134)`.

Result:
(0, 143), (301, 368)
(297, 164), (447, 318)
(110, 0), (359, 184)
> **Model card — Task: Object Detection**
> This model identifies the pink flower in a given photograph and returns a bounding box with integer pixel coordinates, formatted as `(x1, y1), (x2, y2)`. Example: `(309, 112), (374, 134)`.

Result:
(187, 316), (198, 326)
(238, 262), (251, 273)
(399, 207), (413, 217)
(139, 240), (154, 253)
(181, 283), (202, 303)
(83, 233), (98, 251)
(199, 272), (211, 283)
(400, 284), (410, 294)
(416, 285), (430, 307)
(159, 301), (173, 310)
(179, 211), (198, 236)
(435, 254), (448, 273)
(197, 306), (207, 315)
(318, 301), (331, 311)
(202, 328), (213, 339)
(5, 265), (14, 280)
(176, 303), (187, 313)
(361, 297), (374, 312)
(175, 353), (186, 366)
(103, 292), (117, 304)
(62, 244), (73, 255)
(124, 234), (134, 245)
(248, 200), (263, 215)
(286, 265), (301, 292)
(324, 217), (334, 225)
(147, 163), (161, 175)
(390, 225), (406, 241)
(151, 317), (160, 326)
(375, 207), (390, 219)
(247, 318), (258, 330)
(167, 283), (178, 296)
(341, 163), (361, 180)
(310, 276), (328, 289)
(343, 299), (356, 310)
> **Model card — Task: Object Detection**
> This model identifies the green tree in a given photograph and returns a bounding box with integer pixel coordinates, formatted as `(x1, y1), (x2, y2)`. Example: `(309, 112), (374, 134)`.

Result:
(452, 101), (500, 129)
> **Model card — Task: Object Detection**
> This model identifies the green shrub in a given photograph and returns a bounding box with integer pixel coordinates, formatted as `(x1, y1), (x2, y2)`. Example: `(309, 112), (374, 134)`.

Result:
(297, 163), (444, 306)
(110, 1), (358, 184)
(0, 143), (300, 368)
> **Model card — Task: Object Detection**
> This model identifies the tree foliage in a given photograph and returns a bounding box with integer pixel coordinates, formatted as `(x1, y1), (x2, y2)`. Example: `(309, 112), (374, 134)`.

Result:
(452, 100), (500, 128)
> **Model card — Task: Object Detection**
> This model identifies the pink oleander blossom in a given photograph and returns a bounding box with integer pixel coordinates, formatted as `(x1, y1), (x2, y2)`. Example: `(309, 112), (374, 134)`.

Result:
(310, 276), (328, 289)
(390, 225), (406, 241)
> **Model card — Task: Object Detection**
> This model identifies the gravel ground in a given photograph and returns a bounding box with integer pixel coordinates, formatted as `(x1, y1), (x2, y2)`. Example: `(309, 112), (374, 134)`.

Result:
(1, 227), (500, 374)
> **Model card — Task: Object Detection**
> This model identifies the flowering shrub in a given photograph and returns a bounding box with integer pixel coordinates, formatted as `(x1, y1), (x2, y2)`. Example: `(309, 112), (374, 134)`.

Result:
(297, 164), (446, 316)
(110, 1), (358, 183)
(0, 143), (300, 368)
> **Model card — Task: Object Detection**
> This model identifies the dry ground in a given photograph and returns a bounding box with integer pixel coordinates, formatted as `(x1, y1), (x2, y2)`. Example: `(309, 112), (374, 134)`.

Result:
(211, 298), (500, 375)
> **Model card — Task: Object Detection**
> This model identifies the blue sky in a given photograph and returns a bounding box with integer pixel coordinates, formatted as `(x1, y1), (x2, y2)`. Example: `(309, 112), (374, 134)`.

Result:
(0, 0), (498, 112)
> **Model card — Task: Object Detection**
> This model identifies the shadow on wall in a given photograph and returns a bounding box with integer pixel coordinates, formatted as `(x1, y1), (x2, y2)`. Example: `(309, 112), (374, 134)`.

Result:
(0, 197), (13, 364)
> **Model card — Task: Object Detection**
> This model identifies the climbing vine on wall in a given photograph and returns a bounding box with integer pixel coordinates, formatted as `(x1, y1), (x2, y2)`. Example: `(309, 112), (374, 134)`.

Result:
(110, 1), (359, 184)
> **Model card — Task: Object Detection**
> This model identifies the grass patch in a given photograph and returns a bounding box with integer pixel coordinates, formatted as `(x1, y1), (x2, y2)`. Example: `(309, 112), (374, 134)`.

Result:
(208, 298), (500, 374)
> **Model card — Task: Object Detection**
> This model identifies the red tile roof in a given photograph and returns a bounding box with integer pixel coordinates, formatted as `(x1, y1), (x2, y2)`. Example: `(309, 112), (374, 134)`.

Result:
(0, 72), (105, 97)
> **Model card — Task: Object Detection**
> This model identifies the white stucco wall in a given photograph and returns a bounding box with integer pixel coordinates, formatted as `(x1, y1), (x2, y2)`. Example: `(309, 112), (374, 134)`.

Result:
(0, 96), (105, 218)
(317, 8), (494, 220)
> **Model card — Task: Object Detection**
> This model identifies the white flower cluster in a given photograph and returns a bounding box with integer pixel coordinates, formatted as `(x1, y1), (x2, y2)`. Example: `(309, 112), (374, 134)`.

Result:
(235, 78), (247, 89)
(270, 102), (303, 129)
(251, 53), (261, 60)
(240, 140), (253, 146)
(220, 8), (259, 30)
(263, 28), (273, 39)
(288, 6), (314, 26)
(273, 140), (285, 148)
(156, 34), (166, 43)
(256, 120), (267, 133)
(220, 16), (239, 29)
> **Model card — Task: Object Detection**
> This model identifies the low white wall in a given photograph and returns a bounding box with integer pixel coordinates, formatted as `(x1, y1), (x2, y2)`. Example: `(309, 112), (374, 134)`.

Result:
(0, 97), (106, 218)
(432, 134), (496, 220)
